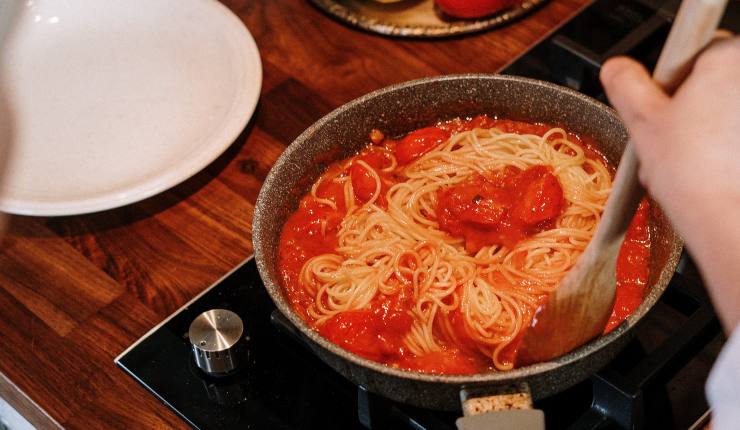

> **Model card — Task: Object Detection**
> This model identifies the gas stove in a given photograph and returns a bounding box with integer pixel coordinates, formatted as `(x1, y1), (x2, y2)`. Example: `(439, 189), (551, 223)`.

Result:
(116, 0), (739, 428)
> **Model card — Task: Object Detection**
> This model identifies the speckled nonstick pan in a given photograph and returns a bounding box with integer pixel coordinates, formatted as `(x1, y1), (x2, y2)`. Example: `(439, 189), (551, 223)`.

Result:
(253, 74), (682, 412)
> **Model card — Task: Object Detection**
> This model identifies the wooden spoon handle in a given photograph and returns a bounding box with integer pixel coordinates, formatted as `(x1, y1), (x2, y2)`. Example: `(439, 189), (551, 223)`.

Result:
(653, 0), (728, 92)
(588, 144), (642, 248)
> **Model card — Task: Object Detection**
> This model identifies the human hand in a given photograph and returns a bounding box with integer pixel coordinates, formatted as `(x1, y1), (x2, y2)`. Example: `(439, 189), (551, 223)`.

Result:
(600, 36), (740, 332)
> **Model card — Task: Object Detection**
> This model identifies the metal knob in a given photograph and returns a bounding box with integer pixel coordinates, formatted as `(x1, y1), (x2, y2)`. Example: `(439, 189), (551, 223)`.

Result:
(188, 309), (244, 375)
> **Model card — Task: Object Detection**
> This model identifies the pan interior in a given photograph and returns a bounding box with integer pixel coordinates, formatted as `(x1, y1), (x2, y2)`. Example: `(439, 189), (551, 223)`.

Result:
(253, 74), (681, 385)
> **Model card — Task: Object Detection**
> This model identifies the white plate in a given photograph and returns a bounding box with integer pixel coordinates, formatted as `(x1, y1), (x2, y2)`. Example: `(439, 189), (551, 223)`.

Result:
(0, 0), (262, 216)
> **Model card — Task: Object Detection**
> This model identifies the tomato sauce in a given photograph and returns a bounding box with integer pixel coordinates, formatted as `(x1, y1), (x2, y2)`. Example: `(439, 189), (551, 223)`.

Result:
(605, 199), (651, 333)
(277, 116), (651, 374)
(436, 166), (564, 252)
(318, 290), (414, 362)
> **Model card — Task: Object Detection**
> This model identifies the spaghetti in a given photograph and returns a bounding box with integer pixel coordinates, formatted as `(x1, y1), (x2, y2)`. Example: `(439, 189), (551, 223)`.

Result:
(278, 116), (649, 374)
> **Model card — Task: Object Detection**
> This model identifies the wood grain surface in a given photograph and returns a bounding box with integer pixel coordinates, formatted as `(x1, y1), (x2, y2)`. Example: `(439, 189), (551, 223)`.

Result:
(0, 0), (590, 428)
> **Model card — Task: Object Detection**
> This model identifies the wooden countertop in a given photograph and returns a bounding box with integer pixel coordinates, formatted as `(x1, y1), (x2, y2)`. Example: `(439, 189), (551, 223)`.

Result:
(0, 0), (590, 428)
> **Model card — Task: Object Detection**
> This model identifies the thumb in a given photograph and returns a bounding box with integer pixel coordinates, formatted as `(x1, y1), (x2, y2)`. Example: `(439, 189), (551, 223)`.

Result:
(600, 57), (669, 128)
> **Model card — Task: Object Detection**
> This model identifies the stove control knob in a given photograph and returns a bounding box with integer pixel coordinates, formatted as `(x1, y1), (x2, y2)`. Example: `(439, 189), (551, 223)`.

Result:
(188, 309), (244, 375)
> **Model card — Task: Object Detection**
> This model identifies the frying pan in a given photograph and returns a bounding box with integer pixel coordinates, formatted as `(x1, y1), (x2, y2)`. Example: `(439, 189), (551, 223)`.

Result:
(252, 74), (682, 412)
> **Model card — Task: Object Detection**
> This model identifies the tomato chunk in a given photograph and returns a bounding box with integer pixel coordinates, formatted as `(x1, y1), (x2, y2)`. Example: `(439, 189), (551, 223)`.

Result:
(319, 311), (384, 361)
(436, 165), (564, 251)
(358, 149), (387, 169)
(395, 127), (451, 165)
(350, 163), (378, 202)
(511, 166), (564, 225)
(319, 291), (413, 361)
(435, 0), (518, 19)
(350, 149), (390, 203)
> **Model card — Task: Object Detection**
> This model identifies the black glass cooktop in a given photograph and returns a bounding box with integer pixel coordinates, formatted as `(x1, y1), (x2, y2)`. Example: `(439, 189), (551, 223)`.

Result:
(116, 259), (369, 429)
(116, 256), (720, 430)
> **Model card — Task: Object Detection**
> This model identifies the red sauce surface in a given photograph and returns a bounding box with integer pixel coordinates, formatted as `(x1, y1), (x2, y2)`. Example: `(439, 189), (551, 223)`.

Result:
(278, 116), (651, 374)
(605, 199), (651, 333)
(436, 166), (564, 252)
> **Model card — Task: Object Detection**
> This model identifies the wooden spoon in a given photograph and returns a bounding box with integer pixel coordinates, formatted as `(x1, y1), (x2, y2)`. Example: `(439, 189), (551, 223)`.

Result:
(516, 0), (728, 367)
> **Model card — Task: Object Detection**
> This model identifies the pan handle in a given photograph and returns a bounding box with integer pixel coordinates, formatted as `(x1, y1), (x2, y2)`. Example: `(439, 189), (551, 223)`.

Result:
(456, 383), (545, 430)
